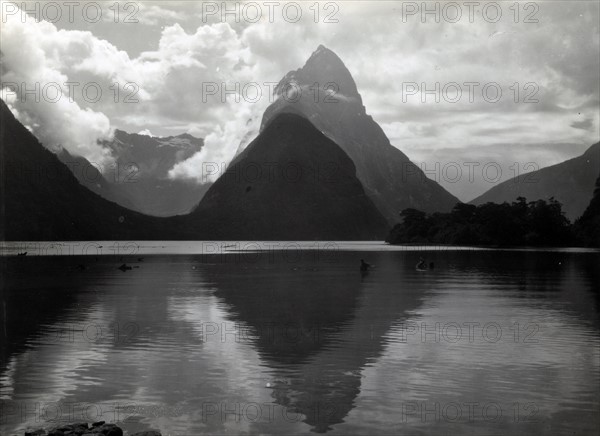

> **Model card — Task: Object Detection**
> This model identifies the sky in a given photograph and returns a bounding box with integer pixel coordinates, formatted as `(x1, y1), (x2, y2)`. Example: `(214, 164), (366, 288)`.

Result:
(1, 0), (599, 201)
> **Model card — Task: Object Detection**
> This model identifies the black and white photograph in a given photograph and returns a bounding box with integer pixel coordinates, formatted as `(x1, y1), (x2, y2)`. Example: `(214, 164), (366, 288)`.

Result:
(1, 1), (599, 435)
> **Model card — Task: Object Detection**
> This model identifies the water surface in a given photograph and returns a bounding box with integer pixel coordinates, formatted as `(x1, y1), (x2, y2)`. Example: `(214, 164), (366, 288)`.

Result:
(1, 245), (598, 435)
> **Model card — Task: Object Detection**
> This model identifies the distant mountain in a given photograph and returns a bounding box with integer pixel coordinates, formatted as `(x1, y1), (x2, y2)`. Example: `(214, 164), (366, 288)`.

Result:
(0, 99), (192, 240)
(574, 175), (600, 246)
(98, 130), (211, 217)
(471, 142), (600, 221)
(259, 45), (459, 225)
(56, 148), (139, 211)
(190, 113), (389, 240)
(103, 129), (203, 179)
(1, 99), (387, 241)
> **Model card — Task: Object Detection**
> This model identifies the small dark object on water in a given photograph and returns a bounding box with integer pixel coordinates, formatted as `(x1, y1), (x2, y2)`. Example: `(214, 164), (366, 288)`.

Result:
(138, 257), (144, 262)
(75, 264), (87, 271)
(429, 262), (435, 270)
(360, 259), (372, 272)
(17, 251), (27, 256)
(118, 263), (132, 271)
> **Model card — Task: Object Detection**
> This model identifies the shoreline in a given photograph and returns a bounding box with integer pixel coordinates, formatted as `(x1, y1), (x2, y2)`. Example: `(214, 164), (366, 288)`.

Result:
(1, 240), (599, 257)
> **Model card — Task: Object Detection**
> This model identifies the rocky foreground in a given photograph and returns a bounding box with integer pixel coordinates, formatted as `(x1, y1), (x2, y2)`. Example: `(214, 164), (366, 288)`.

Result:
(23, 421), (160, 436)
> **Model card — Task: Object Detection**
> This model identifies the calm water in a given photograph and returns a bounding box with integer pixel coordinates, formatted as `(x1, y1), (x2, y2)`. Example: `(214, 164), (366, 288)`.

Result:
(1, 244), (599, 435)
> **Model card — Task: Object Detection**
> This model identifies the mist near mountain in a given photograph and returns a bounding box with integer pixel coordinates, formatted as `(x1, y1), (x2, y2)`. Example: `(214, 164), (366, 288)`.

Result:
(191, 113), (389, 240)
(0, 99), (193, 241)
(99, 130), (211, 217)
(1, 99), (388, 241)
(33, 127), (211, 218)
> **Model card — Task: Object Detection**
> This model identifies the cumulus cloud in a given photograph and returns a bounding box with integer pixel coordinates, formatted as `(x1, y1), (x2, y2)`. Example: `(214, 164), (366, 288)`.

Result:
(0, 0), (598, 198)
(0, 3), (115, 167)
(0, 2), (268, 173)
(168, 102), (262, 182)
(134, 3), (189, 26)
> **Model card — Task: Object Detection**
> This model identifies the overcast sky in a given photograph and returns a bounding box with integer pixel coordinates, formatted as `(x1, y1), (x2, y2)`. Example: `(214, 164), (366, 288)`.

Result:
(1, 1), (599, 201)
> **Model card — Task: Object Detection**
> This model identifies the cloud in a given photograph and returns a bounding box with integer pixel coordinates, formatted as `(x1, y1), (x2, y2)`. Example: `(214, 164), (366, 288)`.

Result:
(0, 4), (115, 167)
(168, 102), (262, 182)
(0, 3), (267, 174)
(134, 3), (189, 26)
(571, 118), (595, 131)
(0, 0), (598, 191)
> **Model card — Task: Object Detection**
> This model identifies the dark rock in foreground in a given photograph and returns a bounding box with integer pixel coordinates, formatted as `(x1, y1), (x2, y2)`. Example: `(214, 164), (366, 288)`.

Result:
(23, 422), (161, 436)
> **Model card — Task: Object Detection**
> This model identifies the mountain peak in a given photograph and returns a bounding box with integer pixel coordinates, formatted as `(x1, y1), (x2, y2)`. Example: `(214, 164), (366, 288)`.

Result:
(306, 44), (341, 64)
(193, 111), (389, 240)
(270, 45), (360, 110)
(301, 45), (357, 94)
(259, 48), (460, 224)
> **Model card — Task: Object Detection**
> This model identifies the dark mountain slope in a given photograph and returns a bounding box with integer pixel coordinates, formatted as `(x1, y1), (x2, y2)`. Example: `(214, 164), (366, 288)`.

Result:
(472, 142), (600, 221)
(191, 113), (389, 240)
(574, 175), (600, 246)
(0, 99), (192, 241)
(99, 129), (210, 217)
(56, 148), (139, 211)
(259, 45), (459, 225)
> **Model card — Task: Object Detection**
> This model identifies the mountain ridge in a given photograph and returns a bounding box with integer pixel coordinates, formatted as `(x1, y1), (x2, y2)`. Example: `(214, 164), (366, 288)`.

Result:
(1, 98), (389, 240)
(471, 142), (600, 221)
(259, 45), (460, 225)
(191, 112), (390, 240)
(96, 128), (210, 217)
(0, 98), (194, 240)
